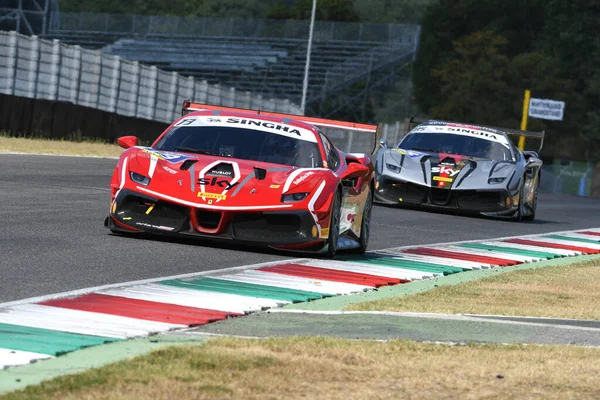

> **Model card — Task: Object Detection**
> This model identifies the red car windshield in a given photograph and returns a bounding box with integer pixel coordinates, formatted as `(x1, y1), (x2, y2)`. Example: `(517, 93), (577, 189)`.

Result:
(154, 126), (323, 168)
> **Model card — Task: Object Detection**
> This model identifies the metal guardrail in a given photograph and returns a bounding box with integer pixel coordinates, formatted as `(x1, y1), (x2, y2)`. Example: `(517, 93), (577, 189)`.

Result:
(49, 13), (420, 44)
(0, 31), (301, 124)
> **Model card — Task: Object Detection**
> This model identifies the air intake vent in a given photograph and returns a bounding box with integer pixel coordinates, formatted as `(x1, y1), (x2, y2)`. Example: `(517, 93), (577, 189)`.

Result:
(207, 163), (234, 178)
(254, 167), (267, 180)
(180, 159), (198, 171)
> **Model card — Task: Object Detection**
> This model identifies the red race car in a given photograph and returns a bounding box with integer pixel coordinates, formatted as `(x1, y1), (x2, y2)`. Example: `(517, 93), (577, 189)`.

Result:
(104, 102), (380, 257)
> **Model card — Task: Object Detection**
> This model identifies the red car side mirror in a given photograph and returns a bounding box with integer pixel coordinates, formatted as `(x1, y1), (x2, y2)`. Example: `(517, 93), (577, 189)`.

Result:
(117, 136), (139, 149)
(342, 162), (370, 180)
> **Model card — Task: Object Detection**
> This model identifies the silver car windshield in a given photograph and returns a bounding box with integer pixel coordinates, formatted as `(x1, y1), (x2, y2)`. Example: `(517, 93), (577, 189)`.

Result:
(399, 131), (514, 161)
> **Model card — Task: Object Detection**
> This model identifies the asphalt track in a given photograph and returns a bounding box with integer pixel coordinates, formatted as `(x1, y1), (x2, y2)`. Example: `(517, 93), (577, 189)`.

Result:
(2, 153), (600, 303)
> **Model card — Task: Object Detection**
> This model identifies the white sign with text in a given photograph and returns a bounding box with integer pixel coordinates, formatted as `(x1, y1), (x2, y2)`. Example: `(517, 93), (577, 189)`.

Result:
(528, 98), (565, 121)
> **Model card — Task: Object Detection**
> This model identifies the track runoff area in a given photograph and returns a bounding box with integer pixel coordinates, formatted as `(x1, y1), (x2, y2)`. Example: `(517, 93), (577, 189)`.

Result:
(1, 227), (600, 369)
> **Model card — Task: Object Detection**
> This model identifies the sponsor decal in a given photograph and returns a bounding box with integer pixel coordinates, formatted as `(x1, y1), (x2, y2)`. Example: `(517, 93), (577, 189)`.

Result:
(392, 148), (406, 155)
(206, 167), (233, 177)
(433, 176), (453, 182)
(197, 192), (227, 200)
(162, 166), (178, 174)
(447, 127), (499, 141)
(406, 150), (425, 158)
(141, 148), (193, 163)
(135, 222), (175, 231)
(145, 204), (155, 215)
(226, 117), (301, 136)
(123, 217), (132, 221)
(319, 228), (329, 238)
(197, 177), (239, 191)
(270, 184), (280, 189)
(293, 171), (315, 185)
(431, 166), (460, 177)
(206, 117), (221, 123)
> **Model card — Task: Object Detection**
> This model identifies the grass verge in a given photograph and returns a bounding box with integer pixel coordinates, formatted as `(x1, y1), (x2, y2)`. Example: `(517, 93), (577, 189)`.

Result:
(3, 336), (600, 400)
(0, 136), (123, 158)
(346, 259), (600, 319)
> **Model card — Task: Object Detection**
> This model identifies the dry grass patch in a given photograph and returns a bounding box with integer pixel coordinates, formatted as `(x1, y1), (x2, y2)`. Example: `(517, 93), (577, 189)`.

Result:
(3, 337), (600, 400)
(348, 259), (600, 319)
(0, 136), (123, 158)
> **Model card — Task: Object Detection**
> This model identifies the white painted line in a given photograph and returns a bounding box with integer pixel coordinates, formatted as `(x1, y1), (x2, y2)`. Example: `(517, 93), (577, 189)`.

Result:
(102, 284), (285, 314)
(216, 270), (371, 295)
(442, 245), (540, 263)
(381, 227), (600, 253)
(530, 237), (600, 250)
(553, 232), (600, 242)
(301, 259), (430, 280)
(478, 241), (580, 256)
(0, 348), (53, 369)
(265, 310), (600, 332)
(376, 251), (491, 269)
(0, 304), (182, 338)
(0, 258), (310, 308)
(0, 151), (119, 160)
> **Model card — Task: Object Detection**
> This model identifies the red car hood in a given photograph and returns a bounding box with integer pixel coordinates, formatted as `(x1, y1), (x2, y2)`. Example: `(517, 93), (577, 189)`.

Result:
(127, 147), (326, 207)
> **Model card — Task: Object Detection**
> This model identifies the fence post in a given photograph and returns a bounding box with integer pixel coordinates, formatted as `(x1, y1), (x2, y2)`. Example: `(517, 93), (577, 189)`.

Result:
(227, 87), (236, 107)
(186, 75), (195, 103)
(27, 35), (40, 99)
(148, 65), (158, 120)
(6, 31), (19, 96)
(109, 56), (121, 113)
(72, 45), (82, 104)
(167, 71), (179, 121)
(93, 51), (102, 109)
(196, 80), (208, 103)
(49, 39), (61, 101)
(394, 120), (401, 145)
(346, 131), (354, 153)
(382, 123), (389, 142)
(131, 61), (140, 117)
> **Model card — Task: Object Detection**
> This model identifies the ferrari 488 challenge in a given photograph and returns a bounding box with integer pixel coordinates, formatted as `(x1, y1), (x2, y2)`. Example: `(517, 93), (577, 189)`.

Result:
(104, 101), (379, 257)
(374, 118), (544, 221)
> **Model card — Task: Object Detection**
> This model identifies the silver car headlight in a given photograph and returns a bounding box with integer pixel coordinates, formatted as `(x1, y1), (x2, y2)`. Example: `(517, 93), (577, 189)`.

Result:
(386, 163), (401, 173)
(488, 177), (507, 184)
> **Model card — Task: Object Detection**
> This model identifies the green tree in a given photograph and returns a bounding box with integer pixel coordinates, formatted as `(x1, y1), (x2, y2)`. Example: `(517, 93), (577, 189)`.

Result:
(266, 0), (360, 22)
(412, 0), (546, 117)
(429, 30), (512, 124)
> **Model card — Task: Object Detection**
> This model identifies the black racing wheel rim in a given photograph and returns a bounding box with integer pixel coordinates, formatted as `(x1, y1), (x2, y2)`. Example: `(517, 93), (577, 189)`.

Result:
(362, 193), (373, 246)
(329, 193), (341, 254)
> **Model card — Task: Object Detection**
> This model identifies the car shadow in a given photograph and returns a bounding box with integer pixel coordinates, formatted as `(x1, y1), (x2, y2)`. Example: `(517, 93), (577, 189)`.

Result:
(373, 202), (560, 224)
(107, 229), (320, 259)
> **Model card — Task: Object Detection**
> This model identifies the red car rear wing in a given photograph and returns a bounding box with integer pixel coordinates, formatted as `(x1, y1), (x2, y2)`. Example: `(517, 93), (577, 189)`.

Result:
(181, 100), (383, 155)
(405, 115), (546, 152)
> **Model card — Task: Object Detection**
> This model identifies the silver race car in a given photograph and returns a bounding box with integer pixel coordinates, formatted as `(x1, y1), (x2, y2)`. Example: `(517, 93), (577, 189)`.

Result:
(374, 118), (544, 221)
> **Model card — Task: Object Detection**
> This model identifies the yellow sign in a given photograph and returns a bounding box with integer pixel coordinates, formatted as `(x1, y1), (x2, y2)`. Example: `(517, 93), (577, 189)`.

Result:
(433, 176), (453, 183)
(197, 192), (226, 200)
(270, 184), (280, 189)
(519, 89), (531, 150)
